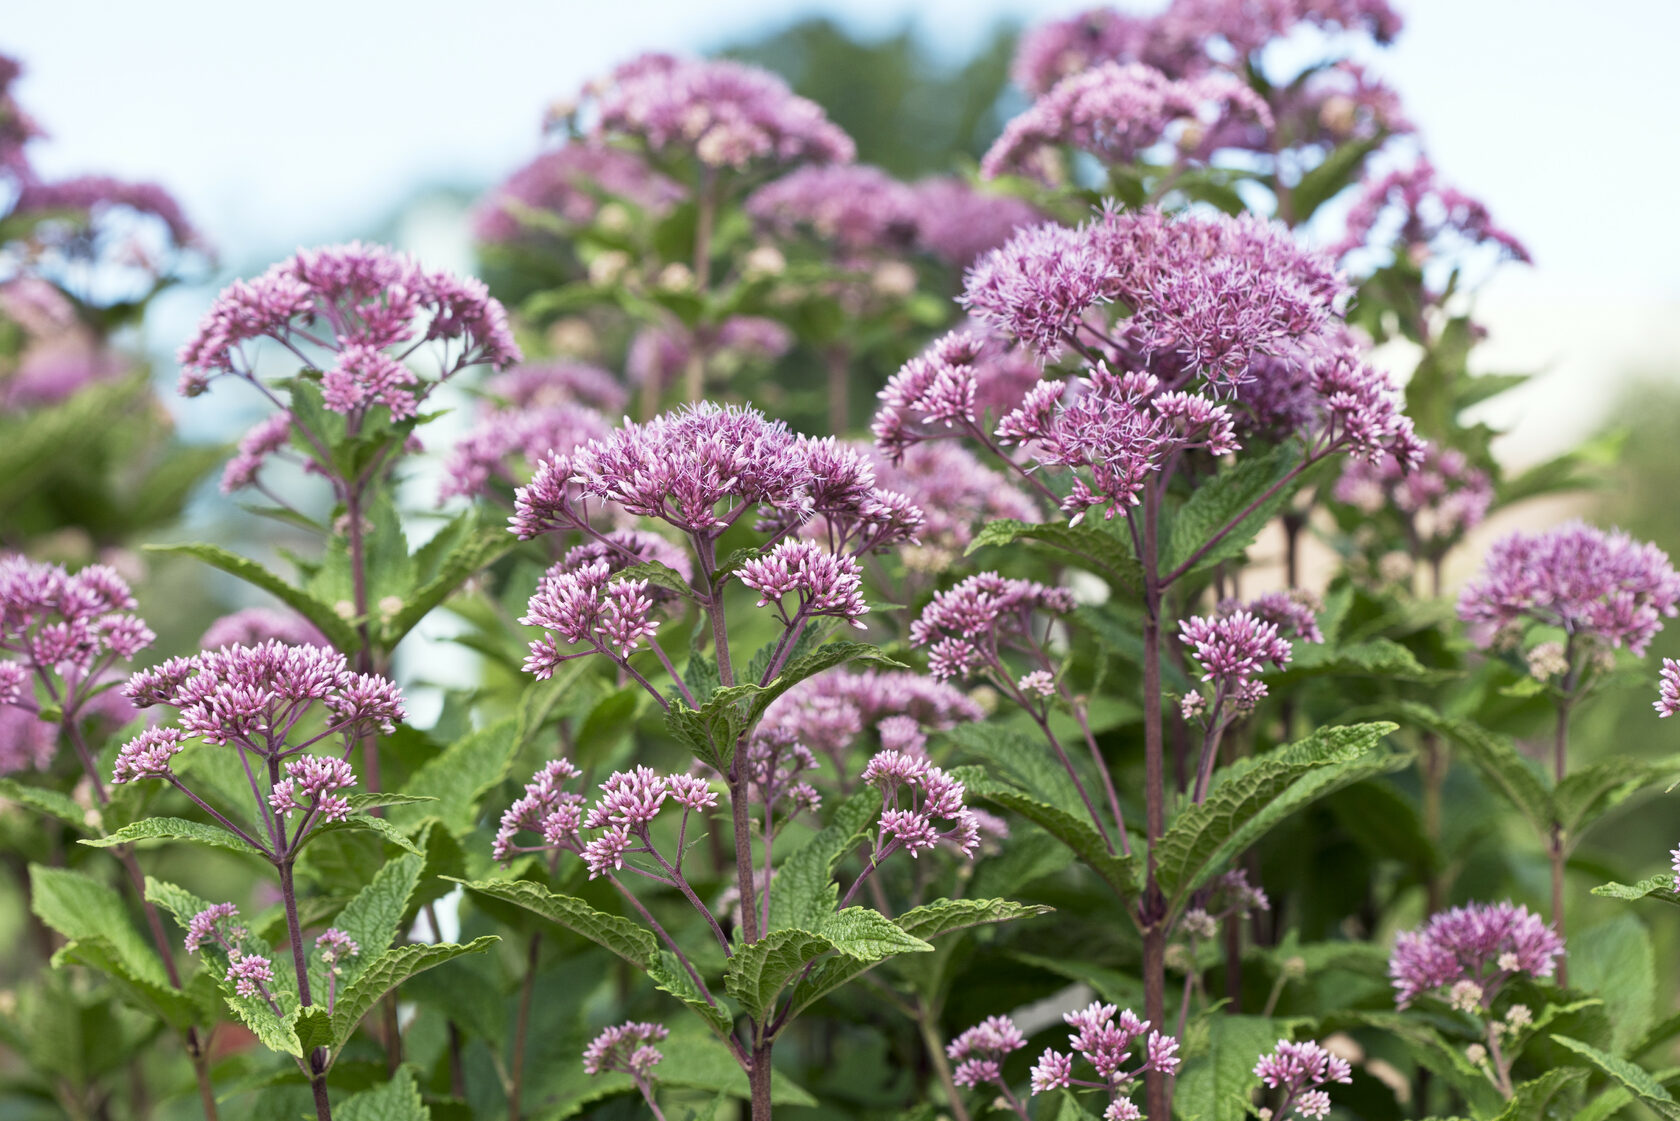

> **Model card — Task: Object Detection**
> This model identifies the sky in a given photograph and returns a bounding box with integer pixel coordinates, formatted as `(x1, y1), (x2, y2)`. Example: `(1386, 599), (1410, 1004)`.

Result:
(6, 0), (1680, 460)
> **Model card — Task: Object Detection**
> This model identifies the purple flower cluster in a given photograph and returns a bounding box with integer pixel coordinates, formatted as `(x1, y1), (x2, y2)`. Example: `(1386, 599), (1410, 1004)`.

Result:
(494, 759), (717, 879)
(0, 556), (154, 691)
(962, 207), (1344, 385)
(13, 174), (205, 254)
(178, 243), (519, 487)
(114, 644), (402, 856)
(1273, 59), (1410, 150)
(753, 669), (983, 775)
(909, 178), (1046, 269)
(522, 559), (660, 674)
(910, 573), (1075, 682)
(1027, 1001), (1180, 1118)
(473, 145), (684, 245)
(182, 902), (279, 1004)
(998, 365), (1239, 524)
(861, 749), (981, 858)
(983, 62), (1271, 183)
(1011, 1), (1402, 96)
(747, 164), (920, 257)
(1334, 440), (1492, 549)
(860, 442), (1039, 569)
(739, 540), (869, 629)
(200, 607), (328, 651)
(582, 1020), (668, 1078)
(1457, 522), (1680, 657)
(948, 1015), (1028, 1089)
(440, 401), (612, 504)
(1253, 1039), (1354, 1120)
(1333, 158), (1531, 268)
(585, 53), (854, 171)
(1179, 607), (1296, 710)
(1388, 900), (1563, 1008)
(1658, 659), (1680, 719)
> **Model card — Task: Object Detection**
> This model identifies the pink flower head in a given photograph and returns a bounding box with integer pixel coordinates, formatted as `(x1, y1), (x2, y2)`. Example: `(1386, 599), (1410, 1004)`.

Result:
(438, 398), (613, 504)
(911, 178), (1046, 269)
(0, 661), (27, 707)
(521, 560), (660, 675)
(582, 1020), (669, 1078)
(1458, 522), (1680, 657)
(122, 640), (404, 754)
(177, 242), (519, 423)
(1226, 591), (1324, 645)
(494, 759), (585, 862)
(1334, 440), (1492, 549)
(752, 668), (983, 774)
(862, 749), (981, 858)
(948, 1015), (1028, 1088)
(1657, 659), (1680, 718)
(585, 54), (854, 171)
(225, 951), (276, 999)
(473, 144), (683, 245)
(486, 360), (628, 415)
(738, 540), (869, 629)
(0, 707), (55, 775)
(112, 726), (186, 785)
(1, 556), (150, 685)
(268, 754), (358, 822)
(1028, 1001), (1178, 1111)
(583, 765), (669, 831)
(747, 164), (920, 257)
(1180, 609), (1294, 707)
(315, 927), (360, 968)
(1388, 900), (1563, 1008)
(219, 413), (294, 494)
(983, 62), (1272, 184)
(1333, 158), (1530, 270)
(911, 572), (1075, 682)
(183, 902), (242, 954)
(200, 607), (328, 651)
(1254, 1039), (1353, 1120)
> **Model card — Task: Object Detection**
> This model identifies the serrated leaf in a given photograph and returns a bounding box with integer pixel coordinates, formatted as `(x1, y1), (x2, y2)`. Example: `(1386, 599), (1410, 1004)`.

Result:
(144, 542), (361, 653)
(726, 909), (932, 1023)
(650, 951), (735, 1037)
(781, 898), (1049, 1022)
(227, 992), (305, 1057)
(329, 936), (496, 1056)
(391, 715), (517, 833)
(613, 559), (698, 601)
(81, 815), (257, 856)
(310, 853), (423, 995)
(27, 864), (166, 993)
(52, 936), (200, 1028)
(452, 877), (657, 967)
(1553, 1036), (1680, 1120)
(1570, 915), (1655, 1054)
(1490, 1068), (1586, 1121)
(1155, 723), (1393, 912)
(337, 1068), (430, 1121)
(0, 778), (95, 833)
(293, 1006), (334, 1055)
(1555, 755), (1680, 839)
(1173, 1015), (1281, 1121)
(964, 770), (1138, 904)
(967, 518), (1143, 593)
(1593, 873), (1680, 907)
(303, 811), (423, 856)
(768, 787), (882, 931)
(1277, 637), (1439, 682)
(1162, 444), (1304, 580)
(381, 515), (514, 648)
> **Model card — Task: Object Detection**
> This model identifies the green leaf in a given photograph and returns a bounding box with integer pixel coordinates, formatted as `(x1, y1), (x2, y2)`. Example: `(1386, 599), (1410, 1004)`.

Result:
(948, 723), (1092, 821)
(1553, 1035), (1680, 1120)
(1490, 1068), (1586, 1121)
(1591, 874), (1680, 908)
(391, 714), (518, 833)
(1173, 1015), (1281, 1121)
(310, 853), (423, 995)
(0, 778), (95, 833)
(293, 1006), (334, 1055)
(1570, 915), (1655, 1054)
(967, 517), (1144, 594)
(381, 514), (515, 648)
(649, 951), (735, 1037)
(1385, 703), (1553, 834)
(963, 769), (1138, 904)
(1162, 444), (1304, 579)
(337, 1068), (429, 1121)
(81, 815), (257, 856)
(52, 936), (200, 1029)
(754, 641), (906, 721)
(1291, 134), (1385, 220)
(303, 811), (423, 856)
(1276, 638), (1438, 682)
(1155, 723), (1394, 912)
(1554, 755), (1680, 839)
(769, 787), (882, 931)
(329, 936), (497, 1056)
(613, 559), (698, 601)
(726, 908), (933, 1023)
(30, 865), (169, 988)
(781, 899), (1049, 1022)
(227, 993), (305, 1058)
(144, 542), (361, 653)
(452, 878), (657, 967)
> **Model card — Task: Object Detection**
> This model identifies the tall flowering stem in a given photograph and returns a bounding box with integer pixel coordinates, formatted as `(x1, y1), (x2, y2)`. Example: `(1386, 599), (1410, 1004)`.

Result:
(508, 402), (926, 1121)
(178, 243), (518, 798)
(115, 641), (405, 1121)
(0, 557), (221, 1120)
(1458, 522), (1680, 978)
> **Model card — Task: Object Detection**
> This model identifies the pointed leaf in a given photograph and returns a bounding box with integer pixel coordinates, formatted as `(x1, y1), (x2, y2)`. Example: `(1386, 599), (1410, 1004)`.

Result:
(81, 815), (257, 856)
(310, 853), (423, 995)
(452, 877), (657, 967)
(337, 1068), (430, 1121)
(144, 542), (361, 652)
(769, 787), (881, 931)
(302, 811), (423, 856)
(1162, 444), (1304, 579)
(649, 951), (735, 1037)
(963, 769), (1138, 904)
(0, 778), (95, 833)
(1592, 873), (1680, 907)
(1553, 1036), (1680, 1120)
(1385, 704), (1553, 833)
(329, 936), (497, 1055)
(967, 518), (1143, 594)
